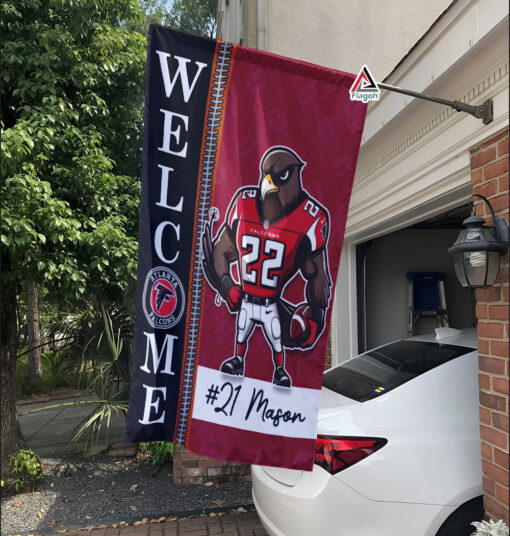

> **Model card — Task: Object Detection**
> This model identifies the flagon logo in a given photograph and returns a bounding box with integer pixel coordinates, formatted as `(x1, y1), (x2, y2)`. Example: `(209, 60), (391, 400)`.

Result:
(350, 65), (380, 102)
(143, 266), (185, 329)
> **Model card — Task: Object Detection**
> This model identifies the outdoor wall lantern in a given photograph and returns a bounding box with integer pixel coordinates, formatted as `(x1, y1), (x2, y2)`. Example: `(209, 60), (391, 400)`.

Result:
(448, 195), (509, 288)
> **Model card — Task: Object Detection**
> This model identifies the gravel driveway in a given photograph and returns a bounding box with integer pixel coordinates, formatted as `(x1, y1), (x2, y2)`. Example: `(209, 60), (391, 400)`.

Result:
(1, 454), (253, 535)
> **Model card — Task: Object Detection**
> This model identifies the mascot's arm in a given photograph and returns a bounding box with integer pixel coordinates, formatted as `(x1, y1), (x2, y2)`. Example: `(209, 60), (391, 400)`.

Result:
(293, 250), (331, 348)
(202, 223), (242, 312)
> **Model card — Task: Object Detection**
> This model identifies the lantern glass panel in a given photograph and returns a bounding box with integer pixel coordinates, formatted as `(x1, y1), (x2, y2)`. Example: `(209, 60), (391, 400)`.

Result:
(452, 252), (468, 287)
(485, 251), (501, 286)
(463, 250), (488, 287)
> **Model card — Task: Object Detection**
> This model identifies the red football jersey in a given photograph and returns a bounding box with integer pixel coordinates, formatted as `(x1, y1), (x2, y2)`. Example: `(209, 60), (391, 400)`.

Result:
(226, 188), (329, 299)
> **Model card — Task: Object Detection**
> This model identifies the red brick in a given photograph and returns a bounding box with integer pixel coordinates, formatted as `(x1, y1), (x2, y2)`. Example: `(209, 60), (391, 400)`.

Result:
(182, 459), (199, 468)
(480, 132), (508, 149)
(500, 174), (509, 192)
(478, 338), (490, 355)
(490, 340), (509, 358)
(502, 285), (509, 302)
(484, 158), (509, 181)
(495, 267), (510, 284)
(181, 449), (203, 460)
(492, 412), (510, 432)
(483, 459), (509, 484)
(480, 407), (492, 426)
(478, 322), (504, 338)
(481, 440), (493, 460)
(489, 305), (510, 320)
(480, 392), (507, 412)
(479, 373), (491, 390)
(475, 179), (499, 197)
(493, 377), (510, 395)
(483, 475), (496, 494)
(472, 146), (497, 169)
(484, 494), (510, 525)
(476, 287), (502, 302)
(481, 424), (508, 448)
(477, 304), (489, 319)
(495, 483), (509, 505)
(474, 201), (487, 218)
(498, 136), (508, 156)
(494, 448), (510, 469)
(489, 193), (510, 214)
(471, 168), (483, 185)
(498, 137), (509, 156)
(479, 356), (506, 375)
(199, 458), (224, 468)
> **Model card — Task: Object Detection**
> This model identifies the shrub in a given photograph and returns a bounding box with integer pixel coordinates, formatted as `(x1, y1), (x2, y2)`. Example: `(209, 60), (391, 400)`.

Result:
(471, 520), (509, 536)
(10, 449), (44, 492)
(140, 442), (176, 465)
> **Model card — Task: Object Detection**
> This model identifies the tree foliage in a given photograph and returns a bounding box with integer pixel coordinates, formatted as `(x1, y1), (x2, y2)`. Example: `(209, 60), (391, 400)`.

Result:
(130, 0), (217, 38)
(0, 0), (146, 474)
(1, 0), (146, 305)
(0, 0), (216, 465)
(166, 0), (217, 38)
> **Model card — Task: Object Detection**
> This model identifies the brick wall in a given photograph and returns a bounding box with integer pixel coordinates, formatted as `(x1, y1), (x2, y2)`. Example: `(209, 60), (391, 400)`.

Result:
(471, 130), (509, 524)
(172, 447), (251, 485)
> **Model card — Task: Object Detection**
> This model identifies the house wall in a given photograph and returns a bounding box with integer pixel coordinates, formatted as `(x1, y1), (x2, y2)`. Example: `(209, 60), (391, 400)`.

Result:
(218, 0), (452, 81)
(264, 0), (451, 80)
(471, 131), (509, 524)
(364, 228), (476, 349)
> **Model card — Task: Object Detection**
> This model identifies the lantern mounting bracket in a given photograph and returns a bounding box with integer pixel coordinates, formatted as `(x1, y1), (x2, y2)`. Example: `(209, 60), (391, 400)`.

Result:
(472, 194), (509, 252)
(377, 82), (494, 125)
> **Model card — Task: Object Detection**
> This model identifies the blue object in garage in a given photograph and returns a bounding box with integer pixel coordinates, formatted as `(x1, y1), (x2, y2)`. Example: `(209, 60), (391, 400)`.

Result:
(406, 272), (449, 336)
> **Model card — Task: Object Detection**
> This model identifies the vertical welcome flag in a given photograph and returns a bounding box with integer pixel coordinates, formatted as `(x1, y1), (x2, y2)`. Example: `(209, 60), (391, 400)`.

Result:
(125, 25), (366, 471)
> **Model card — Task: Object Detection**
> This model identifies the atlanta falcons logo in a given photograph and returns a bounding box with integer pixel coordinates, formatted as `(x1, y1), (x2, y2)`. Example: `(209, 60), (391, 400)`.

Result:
(154, 282), (176, 314)
(142, 267), (185, 329)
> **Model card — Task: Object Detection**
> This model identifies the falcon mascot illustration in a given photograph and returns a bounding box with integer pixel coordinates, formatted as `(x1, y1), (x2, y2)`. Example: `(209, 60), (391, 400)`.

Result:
(202, 146), (332, 388)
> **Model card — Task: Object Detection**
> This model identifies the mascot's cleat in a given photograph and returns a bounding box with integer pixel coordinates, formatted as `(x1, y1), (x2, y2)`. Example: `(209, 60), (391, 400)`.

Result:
(220, 356), (244, 376)
(273, 366), (291, 388)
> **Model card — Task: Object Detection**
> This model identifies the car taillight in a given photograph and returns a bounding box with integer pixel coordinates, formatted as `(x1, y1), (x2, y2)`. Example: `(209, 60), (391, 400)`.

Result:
(315, 436), (387, 475)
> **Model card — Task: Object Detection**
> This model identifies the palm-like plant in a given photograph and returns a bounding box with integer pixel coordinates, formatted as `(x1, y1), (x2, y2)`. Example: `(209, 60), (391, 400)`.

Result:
(71, 303), (133, 449)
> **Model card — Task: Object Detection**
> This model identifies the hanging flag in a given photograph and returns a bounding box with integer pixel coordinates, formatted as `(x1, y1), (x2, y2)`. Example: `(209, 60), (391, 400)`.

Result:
(125, 25), (366, 471)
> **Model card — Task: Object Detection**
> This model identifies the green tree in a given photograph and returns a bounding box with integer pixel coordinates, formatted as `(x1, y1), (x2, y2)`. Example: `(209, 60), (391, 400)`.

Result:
(128, 0), (217, 38)
(0, 0), (146, 477)
(166, 0), (217, 38)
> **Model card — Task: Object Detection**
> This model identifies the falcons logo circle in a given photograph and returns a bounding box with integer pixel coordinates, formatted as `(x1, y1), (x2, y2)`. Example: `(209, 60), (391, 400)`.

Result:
(142, 267), (185, 329)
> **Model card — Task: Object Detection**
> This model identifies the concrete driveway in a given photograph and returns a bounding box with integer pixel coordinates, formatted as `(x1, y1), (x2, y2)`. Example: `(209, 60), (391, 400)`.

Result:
(18, 395), (126, 456)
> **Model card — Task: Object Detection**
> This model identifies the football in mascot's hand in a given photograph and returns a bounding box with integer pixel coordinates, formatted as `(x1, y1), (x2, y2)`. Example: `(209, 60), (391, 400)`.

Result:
(290, 303), (312, 342)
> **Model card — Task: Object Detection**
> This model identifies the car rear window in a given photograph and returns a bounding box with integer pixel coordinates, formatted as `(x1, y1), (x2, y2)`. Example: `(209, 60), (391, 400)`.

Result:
(323, 340), (472, 402)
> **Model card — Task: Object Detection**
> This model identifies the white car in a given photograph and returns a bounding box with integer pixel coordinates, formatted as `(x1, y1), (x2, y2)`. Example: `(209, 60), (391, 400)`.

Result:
(252, 327), (483, 536)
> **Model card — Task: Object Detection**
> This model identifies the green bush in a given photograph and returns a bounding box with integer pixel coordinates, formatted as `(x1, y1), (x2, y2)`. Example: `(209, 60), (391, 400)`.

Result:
(10, 449), (44, 492)
(15, 350), (85, 398)
(139, 441), (176, 465)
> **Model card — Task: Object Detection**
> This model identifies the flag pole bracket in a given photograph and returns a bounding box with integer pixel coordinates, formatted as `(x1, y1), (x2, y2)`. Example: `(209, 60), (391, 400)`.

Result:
(377, 82), (494, 125)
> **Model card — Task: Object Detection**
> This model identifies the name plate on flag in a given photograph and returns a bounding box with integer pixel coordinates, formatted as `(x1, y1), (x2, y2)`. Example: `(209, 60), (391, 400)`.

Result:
(125, 25), (366, 471)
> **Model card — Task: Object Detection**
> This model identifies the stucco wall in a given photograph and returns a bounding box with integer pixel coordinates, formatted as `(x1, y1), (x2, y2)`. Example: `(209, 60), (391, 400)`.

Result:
(265, 0), (452, 79)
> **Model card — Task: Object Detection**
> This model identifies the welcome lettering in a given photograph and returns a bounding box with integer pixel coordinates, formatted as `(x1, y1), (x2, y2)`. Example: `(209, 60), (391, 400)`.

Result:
(138, 49), (209, 426)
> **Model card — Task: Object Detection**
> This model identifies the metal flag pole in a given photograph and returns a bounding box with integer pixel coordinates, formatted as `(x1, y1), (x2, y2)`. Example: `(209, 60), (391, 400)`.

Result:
(377, 82), (494, 125)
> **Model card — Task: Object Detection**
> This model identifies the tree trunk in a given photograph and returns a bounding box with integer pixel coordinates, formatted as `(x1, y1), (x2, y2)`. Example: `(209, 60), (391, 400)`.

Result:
(1, 286), (25, 479)
(27, 285), (43, 380)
